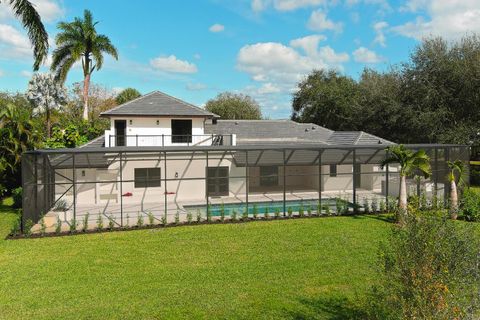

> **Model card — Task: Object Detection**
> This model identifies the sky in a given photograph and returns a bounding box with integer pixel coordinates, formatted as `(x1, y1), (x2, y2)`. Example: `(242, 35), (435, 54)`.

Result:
(0, 0), (479, 119)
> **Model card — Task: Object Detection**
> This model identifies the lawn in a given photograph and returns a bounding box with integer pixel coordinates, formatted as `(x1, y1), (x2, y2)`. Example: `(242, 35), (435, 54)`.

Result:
(0, 198), (390, 320)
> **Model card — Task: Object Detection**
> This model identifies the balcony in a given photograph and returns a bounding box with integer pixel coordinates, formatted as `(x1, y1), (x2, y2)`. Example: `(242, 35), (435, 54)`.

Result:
(106, 134), (235, 147)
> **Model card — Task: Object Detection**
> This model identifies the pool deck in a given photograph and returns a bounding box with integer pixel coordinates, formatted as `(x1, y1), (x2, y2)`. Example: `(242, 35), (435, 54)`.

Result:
(33, 189), (385, 233)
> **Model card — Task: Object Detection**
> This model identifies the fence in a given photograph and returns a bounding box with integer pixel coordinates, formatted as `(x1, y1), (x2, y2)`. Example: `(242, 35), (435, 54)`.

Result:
(21, 144), (470, 232)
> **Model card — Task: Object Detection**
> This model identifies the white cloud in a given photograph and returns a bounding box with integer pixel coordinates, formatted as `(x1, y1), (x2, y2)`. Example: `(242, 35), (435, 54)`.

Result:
(237, 35), (349, 94)
(290, 34), (327, 56)
(251, 0), (327, 12)
(258, 82), (281, 94)
(186, 83), (208, 91)
(31, 0), (64, 22)
(0, 0), (64, 23)
(150, 55), (198, 74)
(307, 10), (343, 33)
(20, 70), (32, 78)
(373, 21), (388, 47)
(393, 0), (480, 40)
(209, 23), (225, 33)
(0, 24), (31, 60)
(353, 47), (383, 63)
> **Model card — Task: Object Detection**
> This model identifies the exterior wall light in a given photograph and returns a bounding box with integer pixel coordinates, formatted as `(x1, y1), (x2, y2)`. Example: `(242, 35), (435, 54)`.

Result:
(129, 120), (132, 125)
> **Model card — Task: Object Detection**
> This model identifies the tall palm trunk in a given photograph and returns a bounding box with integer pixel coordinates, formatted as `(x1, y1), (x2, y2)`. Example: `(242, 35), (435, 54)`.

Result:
(82, 72), (90, 120)
(398, 175), (408, 222)
(450, 180), (458, 220)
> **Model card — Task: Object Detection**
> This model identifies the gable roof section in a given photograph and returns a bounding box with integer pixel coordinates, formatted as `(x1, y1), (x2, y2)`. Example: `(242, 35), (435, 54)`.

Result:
(100, 91), (218, 118)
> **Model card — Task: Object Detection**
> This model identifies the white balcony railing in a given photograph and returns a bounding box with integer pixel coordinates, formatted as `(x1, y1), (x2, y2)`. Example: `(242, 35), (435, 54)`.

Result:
(106, 134), (235, 147)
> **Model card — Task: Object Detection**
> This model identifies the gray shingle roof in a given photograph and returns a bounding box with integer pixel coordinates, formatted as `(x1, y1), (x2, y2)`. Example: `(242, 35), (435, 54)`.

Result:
(100, 91), (218, 118)
(205, 120), (333, 145)
(205, 120), (392, 146)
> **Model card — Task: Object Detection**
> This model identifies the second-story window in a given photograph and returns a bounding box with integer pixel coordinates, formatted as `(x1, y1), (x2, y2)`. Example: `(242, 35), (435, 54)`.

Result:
(171, 119), (192, 143)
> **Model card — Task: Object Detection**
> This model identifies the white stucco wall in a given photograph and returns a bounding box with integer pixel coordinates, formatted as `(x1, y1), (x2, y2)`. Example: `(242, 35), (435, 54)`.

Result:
(106, 117), (206, 147)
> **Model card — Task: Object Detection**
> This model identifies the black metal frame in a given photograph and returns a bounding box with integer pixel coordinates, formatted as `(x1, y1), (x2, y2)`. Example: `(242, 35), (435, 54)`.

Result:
(20, 144), (470, 232)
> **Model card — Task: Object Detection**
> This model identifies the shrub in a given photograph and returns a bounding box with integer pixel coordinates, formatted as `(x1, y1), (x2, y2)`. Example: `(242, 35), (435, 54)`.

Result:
(274, 207), (280, 218)
(253, 204), (258, 219)
(96, 213), (103, 230)
(174, 211), (180, 225)
(161, 215), (167, 225)
(231, 210), (237, 221)
(125, 214), (130, 227)
(220, 203), (225, 222)
(137, 212), (144, 227)
(23, 219), (33, 237)
(367, 211), (480, 319)
(317, 202), (321, 215)
(287, 207), (293, 218)
(460, 188), (480, 222)
(186, 211), (193, 224)
(12, 187), (22, 208)
(69, 218), (77, 233)
(82, 213), (89, 232)
(299, 205), (304, 217)
(420, 192), (428, 210)
(264, 207), (269, 219)
(323, 205), (331, 216)
(10, 216), (20, 236)
(196, 209), (202, 223)
(379, 199), (386, 213)
(387, 197), (397, 212)
(108, 215), (115, 230)
(55, 217), (62, 234)
(363, 198), (370, 214)
(371, 198), (378, 213)
(40, 217), (46, 236)
(307, 205), (312, 217)
(147, 212), (155, 225)
(242, 209), (248, 221)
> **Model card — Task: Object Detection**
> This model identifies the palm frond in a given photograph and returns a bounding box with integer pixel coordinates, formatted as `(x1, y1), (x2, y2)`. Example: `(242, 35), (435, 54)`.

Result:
(9, 0), (49, 70)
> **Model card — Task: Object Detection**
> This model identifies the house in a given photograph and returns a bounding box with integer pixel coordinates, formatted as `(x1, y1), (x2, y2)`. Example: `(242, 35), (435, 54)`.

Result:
(22, 91), (462, 228)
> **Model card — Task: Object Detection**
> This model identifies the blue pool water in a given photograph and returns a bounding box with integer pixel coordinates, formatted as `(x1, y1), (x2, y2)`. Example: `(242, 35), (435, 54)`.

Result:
(184, 198), (353, 217)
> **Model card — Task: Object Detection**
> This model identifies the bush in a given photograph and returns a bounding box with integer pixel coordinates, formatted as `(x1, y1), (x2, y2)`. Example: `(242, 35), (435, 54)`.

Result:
(460, 188), (480, 222)
(367, 211), (480, 319)
(12, 187), (22, 208)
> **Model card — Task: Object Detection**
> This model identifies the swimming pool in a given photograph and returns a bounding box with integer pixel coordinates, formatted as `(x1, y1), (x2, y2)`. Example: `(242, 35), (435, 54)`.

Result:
(184, 198), (353, 217)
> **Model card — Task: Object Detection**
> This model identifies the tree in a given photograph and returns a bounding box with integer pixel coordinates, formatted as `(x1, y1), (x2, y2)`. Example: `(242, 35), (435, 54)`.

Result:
(292, 70), (359, 130)
(205, 92), (262, 120)
(447, 160), (466, 219)
(26, 73), (67, 138)
(380, 145), (431, 220)
(116, 88), (141, 105)
(0, 101), (39, 191)
(4, 0), (49, 70)
(51, 9), (118, 121)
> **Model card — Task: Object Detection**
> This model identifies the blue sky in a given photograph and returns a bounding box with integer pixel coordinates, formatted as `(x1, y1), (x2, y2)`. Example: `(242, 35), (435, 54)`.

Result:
(0, 0), (479, 118)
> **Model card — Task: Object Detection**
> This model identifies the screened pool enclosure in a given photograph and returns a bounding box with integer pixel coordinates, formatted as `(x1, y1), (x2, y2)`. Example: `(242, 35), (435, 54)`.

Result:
(21, 144), (469, 232)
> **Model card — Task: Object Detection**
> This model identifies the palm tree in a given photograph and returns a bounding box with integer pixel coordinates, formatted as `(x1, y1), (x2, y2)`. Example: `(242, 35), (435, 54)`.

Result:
(50, 9), (118, 120)
(5, 0), (49, 70)
(381, 145), (431, 220)
(447, 160), (466, 220)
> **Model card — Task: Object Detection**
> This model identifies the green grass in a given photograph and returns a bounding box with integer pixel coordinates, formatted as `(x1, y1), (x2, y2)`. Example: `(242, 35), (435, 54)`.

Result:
(0, 198), (390, 320)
